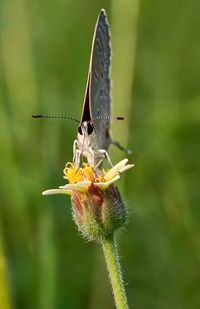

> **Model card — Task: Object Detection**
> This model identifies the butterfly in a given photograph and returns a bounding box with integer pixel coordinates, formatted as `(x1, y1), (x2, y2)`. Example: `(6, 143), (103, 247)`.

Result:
(33, 9), (127, 167)
(73, 9), (113, 168)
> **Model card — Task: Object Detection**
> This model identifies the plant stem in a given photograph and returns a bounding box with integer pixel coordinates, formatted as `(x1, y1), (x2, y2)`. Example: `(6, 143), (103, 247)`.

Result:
(102, 235), (129, 309)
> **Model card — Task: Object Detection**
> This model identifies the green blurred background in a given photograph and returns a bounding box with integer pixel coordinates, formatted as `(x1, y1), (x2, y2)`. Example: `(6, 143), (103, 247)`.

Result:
(0, 0), (200, 308)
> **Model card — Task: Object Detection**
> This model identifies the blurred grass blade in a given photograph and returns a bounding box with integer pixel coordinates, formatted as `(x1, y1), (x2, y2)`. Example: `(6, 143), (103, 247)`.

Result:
(0, 227), (12, 309)
(111, 0), (140, 154)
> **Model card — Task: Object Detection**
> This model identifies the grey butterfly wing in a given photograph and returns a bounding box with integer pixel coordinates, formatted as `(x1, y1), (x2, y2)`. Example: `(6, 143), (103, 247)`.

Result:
(89, 9), (112, 150)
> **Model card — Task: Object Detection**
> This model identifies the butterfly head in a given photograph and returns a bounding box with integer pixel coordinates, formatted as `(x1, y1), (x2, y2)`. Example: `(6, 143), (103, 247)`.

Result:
(78, 121), (94, 136)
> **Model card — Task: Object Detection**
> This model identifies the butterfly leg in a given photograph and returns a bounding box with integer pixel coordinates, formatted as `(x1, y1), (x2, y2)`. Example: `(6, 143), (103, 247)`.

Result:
(112, 140), (132, 155)
(73, 140), (78, 162)
(94, 158), (104, 169)
(75, 149), (82, 167)
(73, 140), (82, 167)
(97, 149), (113, 167)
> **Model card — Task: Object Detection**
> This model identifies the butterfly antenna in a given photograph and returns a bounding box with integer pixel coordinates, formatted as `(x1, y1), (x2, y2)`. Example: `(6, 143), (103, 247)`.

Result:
(32, 114), (80, 123)
(92, 116), (125, 121)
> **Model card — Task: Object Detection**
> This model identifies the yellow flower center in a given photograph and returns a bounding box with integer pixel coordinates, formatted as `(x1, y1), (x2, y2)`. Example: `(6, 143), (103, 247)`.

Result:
(64, 163), (106, 184)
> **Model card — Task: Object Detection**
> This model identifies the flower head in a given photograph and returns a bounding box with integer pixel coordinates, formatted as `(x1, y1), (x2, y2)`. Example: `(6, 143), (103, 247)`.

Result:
(42, 159), (134, 242)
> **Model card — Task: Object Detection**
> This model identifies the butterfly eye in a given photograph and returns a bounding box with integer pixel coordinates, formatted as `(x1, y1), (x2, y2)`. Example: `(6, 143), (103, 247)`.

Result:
(78, 126), (83, 135)
(87, 123), (93, 135)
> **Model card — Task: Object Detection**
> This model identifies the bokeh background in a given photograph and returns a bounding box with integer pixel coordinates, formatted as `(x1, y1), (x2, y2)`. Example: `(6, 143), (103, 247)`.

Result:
(0, 0), (200, 308)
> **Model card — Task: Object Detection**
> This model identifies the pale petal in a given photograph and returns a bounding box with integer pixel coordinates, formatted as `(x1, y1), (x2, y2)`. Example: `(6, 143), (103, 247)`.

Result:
(104, 158), (129, 181)
(95, 175), (120, 189)
(59, 181), (91, 192)
(119, 164), (134, 174)
(42, 189), (72, 195)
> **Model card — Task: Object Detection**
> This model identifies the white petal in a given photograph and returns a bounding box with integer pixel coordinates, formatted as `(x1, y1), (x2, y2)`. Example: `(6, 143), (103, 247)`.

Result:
(42, 189), (72, 195)
(95, 175), (120, 189)
(59, 181), (91, 191)
(119, 163), (134, 174)
(104, 158), (129, 181)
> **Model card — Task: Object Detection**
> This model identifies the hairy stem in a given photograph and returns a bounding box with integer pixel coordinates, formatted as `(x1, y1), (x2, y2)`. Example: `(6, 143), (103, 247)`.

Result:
(102, 235), (129, 309)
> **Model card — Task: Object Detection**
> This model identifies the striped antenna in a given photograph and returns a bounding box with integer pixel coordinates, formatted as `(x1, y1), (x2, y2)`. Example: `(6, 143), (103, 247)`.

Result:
(32, 114), (79, 123)
(32, 114), (124, 123)
(92, 116), (125, 121)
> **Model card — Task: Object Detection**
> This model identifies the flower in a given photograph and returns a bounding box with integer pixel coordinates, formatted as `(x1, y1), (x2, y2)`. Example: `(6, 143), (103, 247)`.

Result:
(43, 159), (134, 196)
(42, 159), (134, 242)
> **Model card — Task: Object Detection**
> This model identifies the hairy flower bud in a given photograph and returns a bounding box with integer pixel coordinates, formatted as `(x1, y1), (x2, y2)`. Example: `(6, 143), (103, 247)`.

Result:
(72, 183), (127, 242)
(42, 158), (134, 242)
